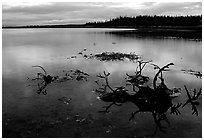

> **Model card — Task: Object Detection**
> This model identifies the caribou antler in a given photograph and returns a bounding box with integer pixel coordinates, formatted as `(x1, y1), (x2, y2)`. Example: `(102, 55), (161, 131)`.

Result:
(32, 65), (47, 75)
(153, 63), (174, 90)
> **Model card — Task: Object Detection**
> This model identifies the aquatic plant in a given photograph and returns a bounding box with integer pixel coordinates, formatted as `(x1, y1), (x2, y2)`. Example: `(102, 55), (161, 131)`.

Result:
(62, 69), (89, 81)
(94, 52), (140, 62)
(70, 49), (141, 62)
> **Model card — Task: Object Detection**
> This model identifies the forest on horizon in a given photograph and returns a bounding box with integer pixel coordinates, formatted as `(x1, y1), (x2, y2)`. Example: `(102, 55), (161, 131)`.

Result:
(3, 15), (202, 28)
(85, 15), (202, 27)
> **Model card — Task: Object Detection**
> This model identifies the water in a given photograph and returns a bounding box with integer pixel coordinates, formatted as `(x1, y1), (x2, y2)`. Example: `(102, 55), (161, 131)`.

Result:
(2, 28), (202, 137)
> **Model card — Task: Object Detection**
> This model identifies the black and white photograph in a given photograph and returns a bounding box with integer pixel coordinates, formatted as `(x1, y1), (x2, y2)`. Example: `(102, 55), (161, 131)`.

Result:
(2, 1), (202, 138)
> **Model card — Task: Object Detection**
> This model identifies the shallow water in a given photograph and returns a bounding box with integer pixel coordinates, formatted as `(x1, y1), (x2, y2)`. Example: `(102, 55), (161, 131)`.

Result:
(2, 28), (202, 137)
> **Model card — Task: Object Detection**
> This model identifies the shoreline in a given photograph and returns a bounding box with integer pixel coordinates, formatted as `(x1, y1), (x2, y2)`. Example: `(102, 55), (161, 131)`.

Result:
(2, 25), (201, 30)
(2, 25), (201, 40)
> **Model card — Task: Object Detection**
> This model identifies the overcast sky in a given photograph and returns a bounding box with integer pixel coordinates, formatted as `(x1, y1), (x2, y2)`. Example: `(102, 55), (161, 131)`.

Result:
(2, 2), (202, 26)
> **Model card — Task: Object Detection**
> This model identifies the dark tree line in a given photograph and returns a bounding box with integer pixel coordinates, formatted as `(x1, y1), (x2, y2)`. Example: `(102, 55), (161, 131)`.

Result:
(85, 15), (202, 27)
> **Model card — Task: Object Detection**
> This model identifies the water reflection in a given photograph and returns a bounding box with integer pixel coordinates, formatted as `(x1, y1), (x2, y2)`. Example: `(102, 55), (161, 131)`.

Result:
(2, 28), (202, 138)
(103, 29), (202, 40)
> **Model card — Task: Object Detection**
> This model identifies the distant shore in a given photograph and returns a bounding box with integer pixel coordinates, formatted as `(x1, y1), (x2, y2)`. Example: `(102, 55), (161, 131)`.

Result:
(2, 24), (201, 30)
(2, 25), (201, 40)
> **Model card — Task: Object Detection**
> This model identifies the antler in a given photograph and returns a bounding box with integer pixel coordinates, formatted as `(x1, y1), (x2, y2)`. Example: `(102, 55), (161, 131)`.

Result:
(182, 85), (201, 116)
(153, 63), (174, 90)
(32, 65), (47, 75)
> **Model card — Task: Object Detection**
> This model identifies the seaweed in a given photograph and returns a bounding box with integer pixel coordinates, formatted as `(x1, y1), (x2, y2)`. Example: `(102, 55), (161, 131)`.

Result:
(94, 52), (141, 62)
(69, 50), (141, 62)
(62, 69), (89, 81)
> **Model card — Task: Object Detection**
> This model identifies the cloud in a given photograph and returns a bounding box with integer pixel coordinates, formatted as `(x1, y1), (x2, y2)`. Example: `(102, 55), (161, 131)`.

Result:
(147, 2), (202, 15)
(2, 2), (202, 26)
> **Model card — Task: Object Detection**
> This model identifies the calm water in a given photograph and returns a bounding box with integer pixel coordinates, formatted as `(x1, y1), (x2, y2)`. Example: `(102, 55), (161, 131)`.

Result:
(2, 28), (202, 137)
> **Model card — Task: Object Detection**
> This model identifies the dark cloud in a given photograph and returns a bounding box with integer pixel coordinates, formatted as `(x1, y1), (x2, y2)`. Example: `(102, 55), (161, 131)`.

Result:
(2, 2), (202, 26)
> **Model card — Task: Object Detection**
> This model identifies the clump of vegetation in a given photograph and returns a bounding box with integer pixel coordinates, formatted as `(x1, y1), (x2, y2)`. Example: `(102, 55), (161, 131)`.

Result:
(62, 69), (89, 81)
(68, 49), (141, 62)
(93, 52), (141, 62)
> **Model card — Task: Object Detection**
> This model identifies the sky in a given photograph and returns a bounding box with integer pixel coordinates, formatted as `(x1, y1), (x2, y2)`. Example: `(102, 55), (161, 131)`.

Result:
(2, 2), (202, 26)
